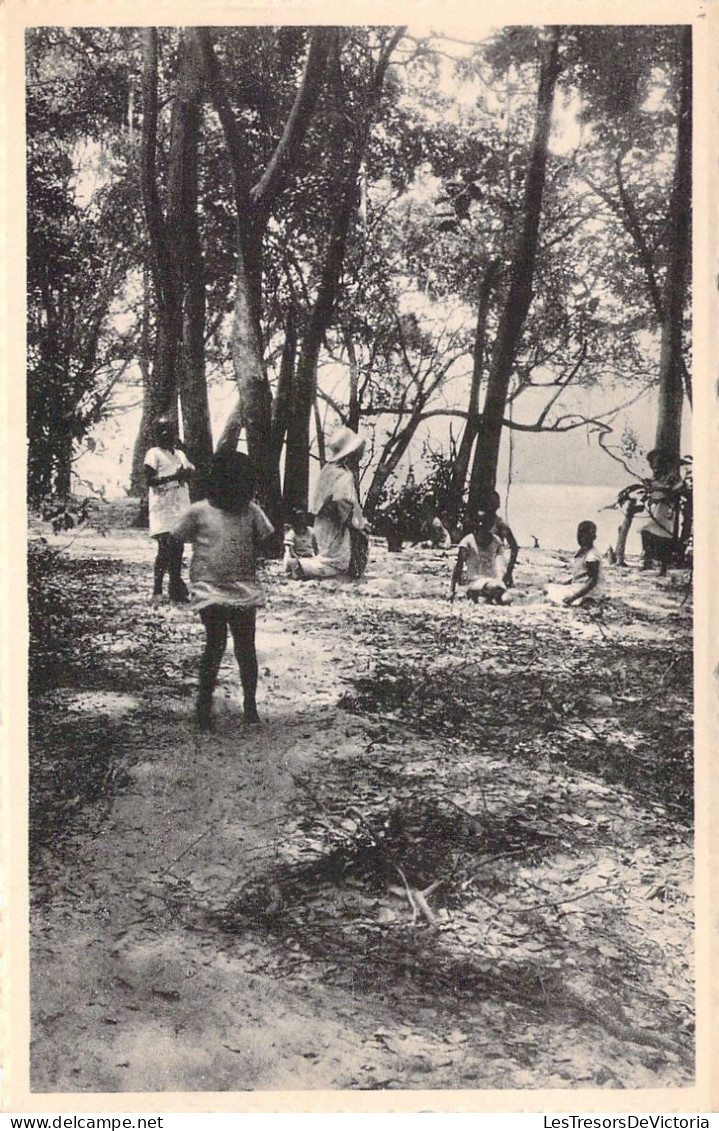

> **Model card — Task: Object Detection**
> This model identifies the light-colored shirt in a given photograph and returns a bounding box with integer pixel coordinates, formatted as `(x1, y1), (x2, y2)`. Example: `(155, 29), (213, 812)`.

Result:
(285, 527), (317, 558)
(311, 464), (365, 573)
(642, 477), (679, 541)
(144, 447), (194, 535)
(459, 531), (504, 583)
(572, 546), (605, 600)
(172, 500), (274, 609)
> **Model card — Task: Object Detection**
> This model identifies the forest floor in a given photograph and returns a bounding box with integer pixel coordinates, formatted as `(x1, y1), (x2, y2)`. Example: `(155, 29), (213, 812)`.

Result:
(28, 506), (694, 1096)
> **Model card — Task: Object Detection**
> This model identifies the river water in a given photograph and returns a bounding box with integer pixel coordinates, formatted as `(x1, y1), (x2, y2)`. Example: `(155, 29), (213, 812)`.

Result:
(501, 482), (641, 557)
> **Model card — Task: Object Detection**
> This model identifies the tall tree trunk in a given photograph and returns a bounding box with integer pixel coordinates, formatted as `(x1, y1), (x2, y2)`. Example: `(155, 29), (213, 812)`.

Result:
(447, 259), (499, 524)
(615, 498), (639, 566)
(654, 26), (691, 461)
(282, 173), (358, 511)
(195, 26), (332, 531)
(346, 333), (360, 431)
(363, 406), (427, 522)
(140, 29), (182, 424)
(283, 28), (405, 512)
(270, 308), (297, 467)
(468, 29), (561, 515)
(130, 264), (153, 500)
(169, 32), (213, 492)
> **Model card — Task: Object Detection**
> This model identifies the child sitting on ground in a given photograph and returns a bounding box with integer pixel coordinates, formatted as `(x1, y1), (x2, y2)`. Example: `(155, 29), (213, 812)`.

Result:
(545, 520), (606, 607)
(283, 508), (318, 573)
(450, 507), (512, 605)
(484, 490), (519, 586)
(171, 451), (274, 731)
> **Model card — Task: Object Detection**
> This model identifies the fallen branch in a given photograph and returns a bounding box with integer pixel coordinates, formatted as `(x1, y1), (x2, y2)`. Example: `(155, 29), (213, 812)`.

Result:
(391, 866), (418, 923)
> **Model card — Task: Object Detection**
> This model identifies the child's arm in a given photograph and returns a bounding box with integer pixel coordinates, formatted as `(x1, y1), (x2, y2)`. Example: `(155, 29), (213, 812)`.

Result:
(502, 525), (519, 585)
(450, 547), (466, 601)
(564, 559), (599, 605)
(145, 465), (184, 488)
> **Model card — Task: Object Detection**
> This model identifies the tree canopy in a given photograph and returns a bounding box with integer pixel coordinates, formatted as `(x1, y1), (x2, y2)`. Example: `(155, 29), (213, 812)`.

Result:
(26, 23), (692, 525)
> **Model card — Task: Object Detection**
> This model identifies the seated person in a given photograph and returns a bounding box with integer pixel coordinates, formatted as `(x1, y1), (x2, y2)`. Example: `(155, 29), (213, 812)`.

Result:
(289, 427), (369, 580)
(415, 495), (452, 549)
(450, 508), (511, 605)
(546, 520), (606, 607)
(283, 507), (318, 573)
(484, 490), (519, 586)
(640, 449), (681, 576)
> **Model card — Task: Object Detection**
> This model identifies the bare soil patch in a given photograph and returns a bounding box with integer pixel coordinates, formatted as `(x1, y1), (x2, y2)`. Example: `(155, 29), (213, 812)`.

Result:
(29, 527), (693, 1093)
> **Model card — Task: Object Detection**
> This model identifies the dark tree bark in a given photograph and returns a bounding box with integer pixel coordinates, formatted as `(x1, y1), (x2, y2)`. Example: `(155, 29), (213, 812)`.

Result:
(270, 307), (297, 468)
(468, 28), (561, 515)
(446, 258), (499, 524)
(654, 26), (691, 461)
(282, 27), (406, 512)
(195, 26), (332, 534)
(130, 264), (153, 497)
(346, 333), (361, 432)
(139, 29), (182, 431)
(362, 408), (425, 522)
(170, 32), (213, 491)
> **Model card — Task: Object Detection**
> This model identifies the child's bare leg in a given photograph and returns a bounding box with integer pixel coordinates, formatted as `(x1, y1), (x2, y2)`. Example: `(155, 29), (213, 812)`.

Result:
(153, 534), (171, 596)
(228, 609), (259, 722)
(168, 539), (189, 602)
(197, 607), (228, 728)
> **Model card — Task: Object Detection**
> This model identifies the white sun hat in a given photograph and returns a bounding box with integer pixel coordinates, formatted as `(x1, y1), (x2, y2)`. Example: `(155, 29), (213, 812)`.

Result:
(327, 426), (365, 464)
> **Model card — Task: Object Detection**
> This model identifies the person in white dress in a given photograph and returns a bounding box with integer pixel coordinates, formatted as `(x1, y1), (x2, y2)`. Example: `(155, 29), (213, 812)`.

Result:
(288, 427), (369, 580)
(546, 521), (606, 607)
(144, 417), (195, 602)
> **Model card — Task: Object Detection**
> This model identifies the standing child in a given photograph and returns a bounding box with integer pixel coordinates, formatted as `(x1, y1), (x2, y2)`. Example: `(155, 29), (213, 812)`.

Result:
(144, 417), (195, 602)
(450, 508), (510, 605)
(171, 451), (274, 731)
(546, 520), (606, 607)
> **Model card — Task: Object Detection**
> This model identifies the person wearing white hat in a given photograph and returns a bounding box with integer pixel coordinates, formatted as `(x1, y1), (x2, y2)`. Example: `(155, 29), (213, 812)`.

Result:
(288, 426), (369, 580)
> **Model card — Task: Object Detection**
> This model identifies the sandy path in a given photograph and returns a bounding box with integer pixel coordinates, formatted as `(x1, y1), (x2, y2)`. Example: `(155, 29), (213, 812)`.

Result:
(30, 528), (694, 1095)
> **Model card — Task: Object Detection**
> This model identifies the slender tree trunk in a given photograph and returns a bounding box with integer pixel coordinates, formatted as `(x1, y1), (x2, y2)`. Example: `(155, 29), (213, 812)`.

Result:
(130, 264), (153, 500)
(314, 400), (326, 466)
(195, 25), (331, 531)
(468, 29), (561, 515)
(283, 29), (405, 512)
(270, 308), (297, 467)
(654, 26), (691, 461)
(447, 259), (499, 524)
(169, 32), (213, 492)
(615, 498), (639, 566)
(363, 407), (426, 521)
(140, 29), (182, 423)
(346, 333), (360, 431)
(283, 174), (358, 510)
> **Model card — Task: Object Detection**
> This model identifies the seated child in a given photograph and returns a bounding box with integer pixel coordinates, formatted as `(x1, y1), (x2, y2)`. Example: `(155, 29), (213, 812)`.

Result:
(171, 451), (274, 731)
(546, 520), (606, 607)
(485, 490), (519, 586)
(415, 495), (452, 549)
(283, 508), (318, 573)
(450, 508), (511, 605)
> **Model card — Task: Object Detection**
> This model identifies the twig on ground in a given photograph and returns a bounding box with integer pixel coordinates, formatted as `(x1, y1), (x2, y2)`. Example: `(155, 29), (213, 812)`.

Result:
(392, 865), (419, 923)
(525, 882), (623, 913)
(413, 887), (439, 926)
(159, 828), (212, 877)
(658, 657), (679, 686)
